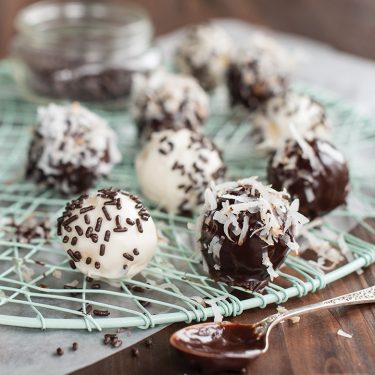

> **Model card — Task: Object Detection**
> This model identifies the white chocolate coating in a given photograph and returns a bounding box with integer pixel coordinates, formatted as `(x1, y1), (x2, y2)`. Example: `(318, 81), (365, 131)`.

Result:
(175, 23), (233, 90)
(135, 129), (226, 214)
(131, 71), (209, 139)
(239, 33), (293, 80)
(253, 91), (328, 151)
(58, 189), (157, 282)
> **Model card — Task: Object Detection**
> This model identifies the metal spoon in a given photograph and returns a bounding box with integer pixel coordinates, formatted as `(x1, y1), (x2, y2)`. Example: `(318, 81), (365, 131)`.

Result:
(170, 286), (375, 373)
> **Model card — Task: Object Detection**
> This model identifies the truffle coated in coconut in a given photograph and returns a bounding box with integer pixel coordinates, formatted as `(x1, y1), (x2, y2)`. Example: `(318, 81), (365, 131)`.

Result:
(198, 177), (308, 291)
(175, 23), (233, 91)
(57, 188), (157, 284)
(227, 34), (292, 110)
(135, 128), (226, 215)
(253, 91), (328, 151)
(267, 136), (349, 220)
(26, 103), (121, 195)
(131, 71), (209, 140)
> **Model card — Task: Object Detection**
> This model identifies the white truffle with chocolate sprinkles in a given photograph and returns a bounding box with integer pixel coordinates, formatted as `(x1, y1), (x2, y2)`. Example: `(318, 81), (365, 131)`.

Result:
(57, 188), (157, 282)
(135, 128), (226, 214)
(26, 103), (121, 195)
(131, 71), (209, 140)
(175, 23), (233, 91)
(253, 91), (328, 151)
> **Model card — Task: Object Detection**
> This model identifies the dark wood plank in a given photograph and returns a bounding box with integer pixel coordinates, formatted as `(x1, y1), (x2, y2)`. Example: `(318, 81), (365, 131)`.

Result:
(73, 265), (375, 375)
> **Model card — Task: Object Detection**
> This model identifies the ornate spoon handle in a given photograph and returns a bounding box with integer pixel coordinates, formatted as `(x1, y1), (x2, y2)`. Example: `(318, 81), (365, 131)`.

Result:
(259, 286), (375, 329)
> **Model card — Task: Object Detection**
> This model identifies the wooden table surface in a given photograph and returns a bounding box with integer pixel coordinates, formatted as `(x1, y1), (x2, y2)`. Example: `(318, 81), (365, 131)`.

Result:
(73, 226), (375, 375)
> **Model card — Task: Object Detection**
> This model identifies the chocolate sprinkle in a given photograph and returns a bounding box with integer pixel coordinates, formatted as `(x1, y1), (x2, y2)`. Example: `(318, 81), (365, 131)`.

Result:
(80, 206), (94, 214)
(71, 236), (78, 246)
(133, 248), (139, 256)
(74, 251), (82, 260)
(112, 339), (122, 348)
(69, 260), (77, 269)
(123, 252), (134, 261)
(113, 227), (127, 232)
(86, 226), (93, 237)
(63, 214), (78, 227)
(100, 244), (106, 256)
(56, 347), (64, 356)
(95, 217), (103, 232)
(72, 342), (78, 351)
(67, 249), (79, 262)
(131, 348), (140, 357)
(63, 236), (69, 243)
(93, 309), (110, 316)
(75, 225), (83, 236)
(116, 198), (122, 210)
(126, 218), (135, 225)
(90, 233), (98, 243)
(95, 261), (100, 269)
(104, 230), (111, 242)
(86, 257), (92, 265)
(84, 214), (90, 224)
(135, 219), (143, 233)
(102, 206), (111, 221)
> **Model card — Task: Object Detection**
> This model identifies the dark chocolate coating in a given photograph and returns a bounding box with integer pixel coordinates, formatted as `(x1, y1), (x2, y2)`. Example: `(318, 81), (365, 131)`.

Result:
(200, 189), (292, 291)
(137, 99), (205, 140)
(26, 132), (110, 195)
(227, 62), (287, 110)
(171, 322), (263, 373)
(267, 138), (349, 220)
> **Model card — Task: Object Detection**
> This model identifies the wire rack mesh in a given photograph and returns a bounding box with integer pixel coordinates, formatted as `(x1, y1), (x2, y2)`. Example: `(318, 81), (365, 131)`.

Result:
(0, 61), (374, 331)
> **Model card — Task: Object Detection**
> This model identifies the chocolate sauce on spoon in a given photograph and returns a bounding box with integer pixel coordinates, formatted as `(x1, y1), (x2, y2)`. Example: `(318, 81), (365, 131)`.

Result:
(170, 286), (375, 374)
(170, 322), (264, 373)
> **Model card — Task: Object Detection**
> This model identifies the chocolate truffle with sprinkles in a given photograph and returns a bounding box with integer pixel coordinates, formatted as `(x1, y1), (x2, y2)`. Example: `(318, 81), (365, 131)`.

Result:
(131, 71), (209, 140)
(57, 188), (157, 283)
(136, 128), (226, 215)
(267, 135), (349, 219)
(26, 102), (121, 195)
(227, 34), (292, 111)
(253, 91), (328, 151)
(175, 23), (233, 91)
(198, 177), (308, 291)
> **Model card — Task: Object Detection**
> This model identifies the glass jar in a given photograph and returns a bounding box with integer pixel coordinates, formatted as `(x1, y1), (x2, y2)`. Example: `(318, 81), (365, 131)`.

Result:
(11, 1), (161, 104)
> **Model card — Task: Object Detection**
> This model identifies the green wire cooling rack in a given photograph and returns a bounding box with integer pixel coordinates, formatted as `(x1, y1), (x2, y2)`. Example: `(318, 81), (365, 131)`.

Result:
(0, 61), (374, 331)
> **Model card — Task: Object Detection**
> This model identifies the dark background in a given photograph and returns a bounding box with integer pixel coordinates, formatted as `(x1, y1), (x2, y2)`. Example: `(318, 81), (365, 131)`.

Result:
(1, 0), (375, 60)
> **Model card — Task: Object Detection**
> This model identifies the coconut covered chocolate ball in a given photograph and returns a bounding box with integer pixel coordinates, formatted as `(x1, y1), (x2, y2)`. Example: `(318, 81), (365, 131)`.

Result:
(131, 72), (209, 140)
(135, 128), (226, 215)
(57, 188), (157, 282)
(253, 91), (328, 151)
(198, 177), (308, 291)
(26, 103), (121, 195)
(175, 23), (233, 91)
(267, 136), (349, 220)
(227, 34), (292, 110)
